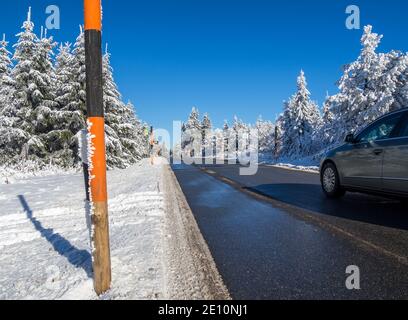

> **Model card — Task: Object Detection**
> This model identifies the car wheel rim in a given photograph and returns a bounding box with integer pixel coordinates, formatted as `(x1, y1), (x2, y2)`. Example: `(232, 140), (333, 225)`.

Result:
(323, 168), (336, 193)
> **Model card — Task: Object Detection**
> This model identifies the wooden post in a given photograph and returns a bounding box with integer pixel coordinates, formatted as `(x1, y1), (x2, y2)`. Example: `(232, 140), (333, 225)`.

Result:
(84, 0), (111, 295)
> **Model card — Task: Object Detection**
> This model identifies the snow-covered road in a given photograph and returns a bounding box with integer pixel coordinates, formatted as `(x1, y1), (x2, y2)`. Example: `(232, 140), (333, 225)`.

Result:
(0, 158), (228, 300)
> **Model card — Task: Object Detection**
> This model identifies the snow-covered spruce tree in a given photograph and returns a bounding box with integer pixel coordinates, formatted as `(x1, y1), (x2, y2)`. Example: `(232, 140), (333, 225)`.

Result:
(50, 28), (93, 167)
(119, 102), (149, 161)
(232, 116), (249, 136)
(102, 49), (127, 168)
(319, 92), (336, 146)
(46, 27), (88, 168)
(232, 116), (242, 154)
(278, 102), (292, 158)
(0, 34), (18, 164)
(274, 114), (284, 159)
(0, 9), (59, 165)
(232, 115), (250, 157)
(26, 27), (58, 135)
(34, 29), (80, 167)
(280, 70), (321, 159)
(255, 116), (275, 156)
(212, 128), (224, 159)
(201, 113), (212, 136)
(50, 42), (87, 167)
(0, 34), (14, 115)
(222, 120), (230, 159)
(322, 92), (334, 126)
(329, 25), (384, 142)
(186, 107), (201, 131)
(182, 107), (202, 156)
(71, 27), (87, 117)
(328, 25), (408, 144)
(201, 113), (212, 156)
(55, 43), (86, 133)
(0, 9), (36, 163)
(373, 50), (408, 115)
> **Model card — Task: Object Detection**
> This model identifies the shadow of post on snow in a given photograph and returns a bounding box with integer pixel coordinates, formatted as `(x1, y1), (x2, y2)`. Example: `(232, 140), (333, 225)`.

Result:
(18, 195), (93, 278)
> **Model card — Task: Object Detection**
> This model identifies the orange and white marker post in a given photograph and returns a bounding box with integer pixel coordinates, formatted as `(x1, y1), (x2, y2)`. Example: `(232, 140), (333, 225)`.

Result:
(84, 0), (111, 295)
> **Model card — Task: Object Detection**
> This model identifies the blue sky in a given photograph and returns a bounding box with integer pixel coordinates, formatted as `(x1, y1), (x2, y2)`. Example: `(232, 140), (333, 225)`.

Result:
(1, 0), (408, 132)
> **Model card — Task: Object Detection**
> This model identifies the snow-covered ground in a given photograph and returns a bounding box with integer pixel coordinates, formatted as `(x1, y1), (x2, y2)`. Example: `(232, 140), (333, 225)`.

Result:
(271, 163), (319, 173)
(0, 161), (81, 185)
(0, 158), (228, 300)
(257, 153), (320, 173)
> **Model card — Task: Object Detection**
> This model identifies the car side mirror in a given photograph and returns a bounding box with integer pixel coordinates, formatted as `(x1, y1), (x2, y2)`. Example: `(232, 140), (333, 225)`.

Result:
(345, 133), (356, 144)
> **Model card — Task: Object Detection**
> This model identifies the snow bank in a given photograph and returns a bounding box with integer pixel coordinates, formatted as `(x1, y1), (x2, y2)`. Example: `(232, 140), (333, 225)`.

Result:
(0, 161), (80, 185)
(258, 152), (321, 173)
(272, 163), (319, 173)
(161, 165), (230, 300)
(0, 157), (227, 300)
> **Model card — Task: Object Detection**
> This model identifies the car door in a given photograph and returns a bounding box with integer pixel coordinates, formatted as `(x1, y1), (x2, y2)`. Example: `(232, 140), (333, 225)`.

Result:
(340, 112), (404, 190)
(382, 111), (408, 195)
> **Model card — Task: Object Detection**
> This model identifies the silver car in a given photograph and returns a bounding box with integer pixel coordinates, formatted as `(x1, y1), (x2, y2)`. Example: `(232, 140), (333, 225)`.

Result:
(320, 108), (408, 199)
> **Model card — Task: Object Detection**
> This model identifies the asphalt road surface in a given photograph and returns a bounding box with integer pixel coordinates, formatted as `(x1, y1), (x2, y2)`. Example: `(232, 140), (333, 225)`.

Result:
(172, 163), (408, 300)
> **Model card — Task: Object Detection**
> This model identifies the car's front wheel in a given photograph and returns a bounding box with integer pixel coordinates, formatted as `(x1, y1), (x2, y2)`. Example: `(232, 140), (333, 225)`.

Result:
(321, 162), (346, 198)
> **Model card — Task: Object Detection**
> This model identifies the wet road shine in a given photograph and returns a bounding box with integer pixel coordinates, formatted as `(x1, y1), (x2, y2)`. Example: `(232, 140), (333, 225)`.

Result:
(172, 163), (408, 299)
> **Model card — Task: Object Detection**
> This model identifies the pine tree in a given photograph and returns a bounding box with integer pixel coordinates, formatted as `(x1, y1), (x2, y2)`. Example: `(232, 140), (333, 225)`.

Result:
(327, 25), (408, 143)
(120, 102), (149, 161)
(374, 50), (408, 115)
(201, 113), (212, 156)
(232, 116), (250, 156)
(38, 42), (84, 167)
(274, 114), (284, 159)
(0, 8), (42, 163)
(280, 70), (321, 158)
(50, 29), (89, 167)
(0, 32), (24, 164)
(71, 27), (87, 117)
(0, 34), (14, 115)
(201, 113), (212, 131)
(186, 107), (201, 131)
(45, 27), (89, 167)
(255, 116), (275, 155)
(212, 128), (224, 159)
(223, 121), (229, 132)
(322, 92), (334, 125)
(32, 27), (65, 162)
(329, 26), (383, 142)
(55, 43), (86, 133)
(320, 92), (336, 146)
(223, 120), (230, 159)
(102, 48), (127, 168)
(1, 10), (150, 169)
(33, 27), (58, 127)
(182, 107), (202, 156)
(279, 101), (292, 157)
(6, 8), (38, 131)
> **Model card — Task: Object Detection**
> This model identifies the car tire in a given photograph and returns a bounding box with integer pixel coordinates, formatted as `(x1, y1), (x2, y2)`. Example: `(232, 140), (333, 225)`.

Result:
(321, 162), (346, 198)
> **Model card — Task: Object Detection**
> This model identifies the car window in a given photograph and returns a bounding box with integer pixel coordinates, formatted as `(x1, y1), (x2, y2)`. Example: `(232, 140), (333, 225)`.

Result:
(357, 113), (403, 143)
(398, 115), (408, 137)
